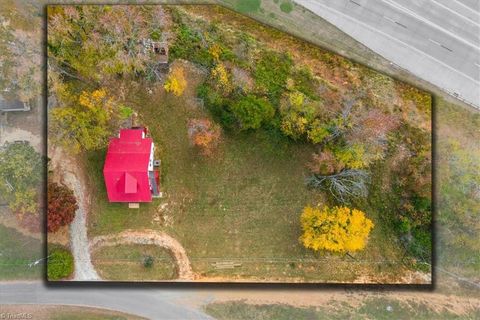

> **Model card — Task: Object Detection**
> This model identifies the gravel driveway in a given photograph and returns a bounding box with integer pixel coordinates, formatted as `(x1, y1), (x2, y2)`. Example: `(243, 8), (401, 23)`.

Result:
(50, 148), (100, 281)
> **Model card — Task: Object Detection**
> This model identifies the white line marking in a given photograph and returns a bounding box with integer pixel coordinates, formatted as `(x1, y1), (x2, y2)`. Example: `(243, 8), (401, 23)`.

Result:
(451, 0), (480, 20)
(299, 1), (480, 84)
(383, 15), (396, 23)
(432, 0), (480, 28)
(382, 0), (480, 50)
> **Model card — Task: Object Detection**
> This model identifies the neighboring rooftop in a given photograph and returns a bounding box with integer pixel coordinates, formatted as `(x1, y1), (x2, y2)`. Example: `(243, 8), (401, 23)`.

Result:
(0, 95), (29, 112)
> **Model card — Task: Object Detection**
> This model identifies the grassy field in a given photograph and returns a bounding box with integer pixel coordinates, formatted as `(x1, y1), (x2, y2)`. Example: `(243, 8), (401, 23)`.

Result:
(91, 244), (177, 281)
(79, 4), (432, 282)
(85, 81), (410, 282)
(0, 224), (43, 280)
(204, 298), (480, 320)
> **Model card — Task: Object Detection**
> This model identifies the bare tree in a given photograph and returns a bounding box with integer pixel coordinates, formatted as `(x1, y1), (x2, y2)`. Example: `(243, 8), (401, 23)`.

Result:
(306, 169), (370, 203)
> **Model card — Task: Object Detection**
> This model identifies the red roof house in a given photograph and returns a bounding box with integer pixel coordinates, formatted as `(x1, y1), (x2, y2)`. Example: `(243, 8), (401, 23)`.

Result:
(103, 128), (160, 203)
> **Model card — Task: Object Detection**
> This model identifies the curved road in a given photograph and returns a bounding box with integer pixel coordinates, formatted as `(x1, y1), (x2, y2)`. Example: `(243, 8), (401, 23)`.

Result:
(294, 0), (480, 108)
(0, 282), (213, 320)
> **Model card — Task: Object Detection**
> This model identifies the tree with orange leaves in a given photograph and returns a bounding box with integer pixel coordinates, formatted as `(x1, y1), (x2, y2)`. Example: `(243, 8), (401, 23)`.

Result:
(187, 119), (221, 156)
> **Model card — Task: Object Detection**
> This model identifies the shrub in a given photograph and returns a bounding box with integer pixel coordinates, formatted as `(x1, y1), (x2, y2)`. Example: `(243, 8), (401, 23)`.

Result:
(47, 182), (78, 233)
(169, 23), (213, 67)
(143, 255), (154, 268)
(332, 144), (368, 170)
(291, 67), (319, 99)
(198, 83), (236, 129)
(300, 205), (374, 253)
(188, 119), (222, 156)
(119, 105), (134, 119)
(254, 51), (293, 101)
(231, 95), (275, 130)
(280, 112), (309, 140)
(47, 247), (74, 280)
(280, 1), (294, 13)
(279, 90), (321, 140)
(307, 120), (330, 144)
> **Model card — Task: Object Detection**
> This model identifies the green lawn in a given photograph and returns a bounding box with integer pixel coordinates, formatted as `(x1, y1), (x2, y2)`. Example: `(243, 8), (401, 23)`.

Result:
(0, 224), (43, 280)
(91, 244), (177, 281)
(86, 86), (408, 282)
(205, 298), (479, 320)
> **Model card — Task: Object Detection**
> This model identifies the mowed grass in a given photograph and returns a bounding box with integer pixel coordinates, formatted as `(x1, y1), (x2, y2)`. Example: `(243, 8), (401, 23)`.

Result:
(91, 244), (177, 281)
(0, 224), (43, 280)
(85, 82), (407, 282)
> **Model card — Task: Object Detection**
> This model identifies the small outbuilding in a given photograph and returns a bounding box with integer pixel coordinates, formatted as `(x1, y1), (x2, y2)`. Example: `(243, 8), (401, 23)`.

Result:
(103, 127), (160, 204)
(152, 41), (168, 64)
(0, 95), (30, 112)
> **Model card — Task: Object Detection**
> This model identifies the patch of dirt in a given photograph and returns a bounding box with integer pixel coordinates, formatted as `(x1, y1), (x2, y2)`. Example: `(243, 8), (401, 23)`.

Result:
(0, 126), (42, 153)
(90, 229), (194, 280)
(231, 64), (254, 91)
(153, 201), (174, 227)
(46, 224), (70, 246)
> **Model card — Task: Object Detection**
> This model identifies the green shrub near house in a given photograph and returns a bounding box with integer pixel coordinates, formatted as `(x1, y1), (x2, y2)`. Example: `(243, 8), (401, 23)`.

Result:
(47, 247), (74, 280)
(280, 1), (294, 13)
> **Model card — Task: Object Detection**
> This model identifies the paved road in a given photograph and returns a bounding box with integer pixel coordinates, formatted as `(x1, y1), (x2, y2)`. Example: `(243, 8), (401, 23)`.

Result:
(0, 282), (213, 320)
(294, 0), (480, 108)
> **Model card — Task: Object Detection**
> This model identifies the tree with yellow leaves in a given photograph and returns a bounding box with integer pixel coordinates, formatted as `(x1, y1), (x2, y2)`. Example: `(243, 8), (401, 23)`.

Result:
(50, 88), (117, 152)
(208, 44), (222, 61)
(300, 205), (374, 253)
(211, 63), (233, 95)
(164, 65), (187, 96)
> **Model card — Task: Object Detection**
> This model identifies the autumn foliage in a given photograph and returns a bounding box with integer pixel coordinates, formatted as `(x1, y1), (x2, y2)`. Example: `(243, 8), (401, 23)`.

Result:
(50, 88), (119, 153)
(47, 182), (78, 233)
(300, 205), (374, 253)
(164, 65), (187, 96)
(187, 119), (221, 156)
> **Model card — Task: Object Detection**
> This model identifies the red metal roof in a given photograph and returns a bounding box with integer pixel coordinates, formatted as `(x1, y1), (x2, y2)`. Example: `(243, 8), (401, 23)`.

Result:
(103, 128), (153, 202)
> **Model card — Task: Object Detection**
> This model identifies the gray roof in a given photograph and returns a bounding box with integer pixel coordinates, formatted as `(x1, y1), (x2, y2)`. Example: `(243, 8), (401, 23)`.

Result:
(0, 95), (28, 111)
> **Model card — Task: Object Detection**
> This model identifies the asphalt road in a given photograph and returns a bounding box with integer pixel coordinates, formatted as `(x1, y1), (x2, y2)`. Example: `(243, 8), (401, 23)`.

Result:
(294, 0), (480, 108)
(0, 282), (213, 320)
